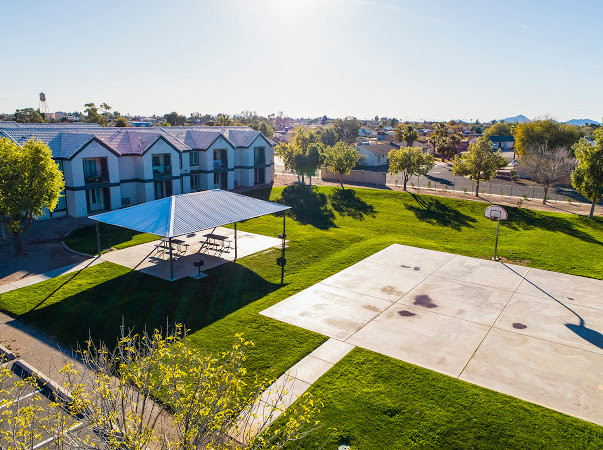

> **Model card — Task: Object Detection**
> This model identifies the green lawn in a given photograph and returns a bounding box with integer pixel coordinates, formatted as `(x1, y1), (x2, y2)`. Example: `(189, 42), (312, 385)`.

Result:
(287, 348), (602, 449)
(1, 186), (602, 447)
(64, 222), (159, 254)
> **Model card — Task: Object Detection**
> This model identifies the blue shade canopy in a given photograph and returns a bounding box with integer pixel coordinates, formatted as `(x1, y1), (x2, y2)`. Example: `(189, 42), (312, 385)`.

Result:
(90, 190), (290, 238)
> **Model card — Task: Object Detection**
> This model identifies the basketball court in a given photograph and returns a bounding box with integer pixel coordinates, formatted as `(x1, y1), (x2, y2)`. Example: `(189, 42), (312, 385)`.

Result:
(261, 244), (603, 425)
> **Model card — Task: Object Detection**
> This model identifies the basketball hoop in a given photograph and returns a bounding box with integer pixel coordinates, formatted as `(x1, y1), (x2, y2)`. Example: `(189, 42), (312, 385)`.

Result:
(484, 205), (507, 221)
(484, 205), (508, 261)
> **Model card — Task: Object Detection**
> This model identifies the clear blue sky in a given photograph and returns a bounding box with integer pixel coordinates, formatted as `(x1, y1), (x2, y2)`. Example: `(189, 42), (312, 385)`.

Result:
(2, 0), (602, 121)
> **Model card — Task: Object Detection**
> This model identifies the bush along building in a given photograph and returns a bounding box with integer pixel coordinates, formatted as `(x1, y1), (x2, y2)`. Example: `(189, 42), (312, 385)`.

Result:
(0, 124), (275, 218)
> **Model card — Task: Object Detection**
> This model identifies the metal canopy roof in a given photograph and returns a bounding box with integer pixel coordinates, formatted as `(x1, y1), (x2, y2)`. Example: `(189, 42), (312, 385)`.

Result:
(90, 190), (290, 238)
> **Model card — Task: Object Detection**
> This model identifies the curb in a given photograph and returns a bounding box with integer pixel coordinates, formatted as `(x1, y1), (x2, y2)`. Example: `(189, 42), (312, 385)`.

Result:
(0, 344), (17, 362)
(61, 227), (98, 258)
(12, 359), (73, 404)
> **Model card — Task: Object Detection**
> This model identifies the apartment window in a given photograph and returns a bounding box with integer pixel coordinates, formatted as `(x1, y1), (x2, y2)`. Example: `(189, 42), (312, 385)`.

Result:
(83, 159), (96, 179)
(189, 151), (199, 166)
(213, 149), (227, 167)
(191, 173), (200, 190)
(254, 147), (265, 165)
(152, 154), (172, 176)
(56, 191), (66, 210)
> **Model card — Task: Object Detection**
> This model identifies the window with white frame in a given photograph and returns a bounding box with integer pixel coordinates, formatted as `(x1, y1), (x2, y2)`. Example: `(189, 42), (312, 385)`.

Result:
(189, 151), (199, 166)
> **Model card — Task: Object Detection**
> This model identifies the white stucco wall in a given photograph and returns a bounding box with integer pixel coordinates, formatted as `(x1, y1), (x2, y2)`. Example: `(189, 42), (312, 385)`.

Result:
(70, 140), (120, 186)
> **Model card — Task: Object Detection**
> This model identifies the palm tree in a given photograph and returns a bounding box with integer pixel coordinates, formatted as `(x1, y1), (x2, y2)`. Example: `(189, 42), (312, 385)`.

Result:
(402, 125), (418, 147)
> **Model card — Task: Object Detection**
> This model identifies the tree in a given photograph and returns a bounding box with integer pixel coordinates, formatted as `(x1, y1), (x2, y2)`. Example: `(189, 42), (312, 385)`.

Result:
(114, 117), (129, 127)
(258, 120), (274, 139)
(276, 127), (324, 187)
(520, 145), (575, 205)
(453, 136), (507, 196)
(514, 118), (581, 157)
(333, 117), (360, 144)
(216, 113), (233, 126)
(165, 111), (187, 126)
(13, 108), (45, 123)
(572, 131), (603, 218)
(0, 325), (321, 449)
(484, 122), (512, 137)
(388, 147), (435, 190)
(431, 123), (462, 161)
(324, 141), (359, 188)
(0, 138), (64, 255)
(296, 142), (324, 191)
(395, 124), (418, 147)
(84, 103), (107, 126)
(318, 126), (337, 146)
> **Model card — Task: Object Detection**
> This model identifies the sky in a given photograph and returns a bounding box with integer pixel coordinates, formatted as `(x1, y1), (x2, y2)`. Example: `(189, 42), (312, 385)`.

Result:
(2, 0), (602, 122)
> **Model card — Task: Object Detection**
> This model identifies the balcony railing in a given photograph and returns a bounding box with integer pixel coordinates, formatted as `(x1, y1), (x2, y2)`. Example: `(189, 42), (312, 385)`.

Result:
(84, 171), (110, 183)
(153, 165), (172, 176)
(213, 159), (227, 168)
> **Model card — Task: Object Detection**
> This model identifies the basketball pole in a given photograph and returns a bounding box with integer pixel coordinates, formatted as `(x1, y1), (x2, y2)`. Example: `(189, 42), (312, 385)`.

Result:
(493, 219), (500, 261)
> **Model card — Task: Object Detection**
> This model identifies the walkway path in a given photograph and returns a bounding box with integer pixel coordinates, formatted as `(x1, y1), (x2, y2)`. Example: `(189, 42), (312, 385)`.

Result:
(0, 257), (101, 294)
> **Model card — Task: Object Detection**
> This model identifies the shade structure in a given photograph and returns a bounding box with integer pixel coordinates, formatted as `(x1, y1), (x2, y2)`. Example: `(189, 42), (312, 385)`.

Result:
(90, 189), (290, 238)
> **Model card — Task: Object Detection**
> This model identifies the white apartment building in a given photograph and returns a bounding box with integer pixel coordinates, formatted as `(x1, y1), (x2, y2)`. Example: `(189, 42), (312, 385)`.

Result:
(0, 124), (275, 218)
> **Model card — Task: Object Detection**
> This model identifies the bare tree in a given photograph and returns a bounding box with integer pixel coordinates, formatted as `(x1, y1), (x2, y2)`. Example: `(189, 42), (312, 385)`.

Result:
(0, 325), (322, 449)
(520, 145), (575, 204)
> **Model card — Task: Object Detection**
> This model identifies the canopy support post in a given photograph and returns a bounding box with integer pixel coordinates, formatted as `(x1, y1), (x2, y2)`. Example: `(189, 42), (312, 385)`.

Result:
(278, 213), (287, 285)
(169, 237), (174, 280)
(96, 222), (101, 258)
(234, 222), (237, 262)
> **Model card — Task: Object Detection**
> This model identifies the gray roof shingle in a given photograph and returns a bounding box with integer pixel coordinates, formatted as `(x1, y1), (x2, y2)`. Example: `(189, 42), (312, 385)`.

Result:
(0, 124), (270, 159)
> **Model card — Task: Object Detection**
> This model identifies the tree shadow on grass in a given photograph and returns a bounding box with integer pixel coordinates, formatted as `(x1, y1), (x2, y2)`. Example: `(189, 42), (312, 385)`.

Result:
(405, 194), (477, 230)
(16, 262), (283, 350)
(504, 207), (602, 246)
(277, 185), (336, 230)
(330, 189), (376, 220)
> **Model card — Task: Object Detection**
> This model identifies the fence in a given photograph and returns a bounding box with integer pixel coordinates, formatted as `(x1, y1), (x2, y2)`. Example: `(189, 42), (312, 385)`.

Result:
(391, 175), (600, 206)
(321, 168), (387, 186)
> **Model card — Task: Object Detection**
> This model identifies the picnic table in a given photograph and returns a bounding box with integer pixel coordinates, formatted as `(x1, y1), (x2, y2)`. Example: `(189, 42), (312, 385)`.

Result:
(154, 238), (189, 258)
(200, 233), (231, 253)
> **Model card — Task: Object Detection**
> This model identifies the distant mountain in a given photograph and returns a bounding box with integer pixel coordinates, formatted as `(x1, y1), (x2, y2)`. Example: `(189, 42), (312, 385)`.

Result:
(501, 115), (530, 123)
(565, 118), (601, 126)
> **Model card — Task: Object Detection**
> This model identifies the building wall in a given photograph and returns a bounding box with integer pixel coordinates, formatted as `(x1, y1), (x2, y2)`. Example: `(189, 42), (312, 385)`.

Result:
(36, 131), (276, 220)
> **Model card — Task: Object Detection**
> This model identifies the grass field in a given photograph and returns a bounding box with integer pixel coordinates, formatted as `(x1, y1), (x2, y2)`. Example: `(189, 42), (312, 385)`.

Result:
(64, 222), (159, 254)
(2, 186), (602, 447)
(288, 348), (603, 449)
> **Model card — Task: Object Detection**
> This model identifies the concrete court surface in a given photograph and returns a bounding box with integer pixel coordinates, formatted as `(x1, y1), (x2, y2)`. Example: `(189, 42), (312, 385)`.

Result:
(101, 226), (282, 281)
(261, 244), (603, 425)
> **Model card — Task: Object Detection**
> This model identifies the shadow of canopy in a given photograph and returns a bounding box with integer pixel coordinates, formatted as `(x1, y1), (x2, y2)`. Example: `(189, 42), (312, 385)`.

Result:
(17, 261), (283, 350)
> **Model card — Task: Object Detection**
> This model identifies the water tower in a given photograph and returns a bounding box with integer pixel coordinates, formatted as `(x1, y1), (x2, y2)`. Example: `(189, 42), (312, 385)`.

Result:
(38, 92), (49, 116)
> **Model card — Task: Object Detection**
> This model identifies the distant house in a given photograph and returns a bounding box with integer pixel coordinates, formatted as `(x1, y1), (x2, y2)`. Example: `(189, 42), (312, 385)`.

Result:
(356, 142), (398, 167)
(489, 135), (515, 150)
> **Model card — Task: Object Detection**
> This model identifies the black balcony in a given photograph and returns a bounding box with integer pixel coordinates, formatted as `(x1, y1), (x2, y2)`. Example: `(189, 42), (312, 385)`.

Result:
(153, 165), (172, 177)
(84, 170), (110, 184)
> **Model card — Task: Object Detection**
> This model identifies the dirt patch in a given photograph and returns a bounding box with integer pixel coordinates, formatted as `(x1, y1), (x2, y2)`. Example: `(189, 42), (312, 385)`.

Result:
(398, 310), (416, 317)
(512, 322), (528, 329)
(363, 304), (381, 312)
(381, 285), (403, 296)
